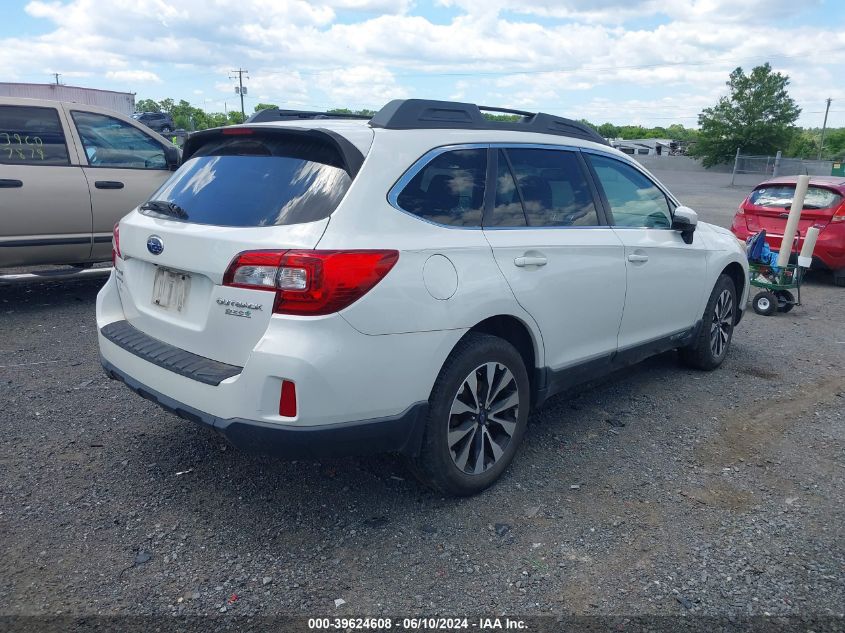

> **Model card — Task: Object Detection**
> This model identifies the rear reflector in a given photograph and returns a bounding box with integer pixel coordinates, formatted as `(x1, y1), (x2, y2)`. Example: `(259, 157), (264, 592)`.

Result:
(279, 380), (297, 417)
(223, 250), (399, 316)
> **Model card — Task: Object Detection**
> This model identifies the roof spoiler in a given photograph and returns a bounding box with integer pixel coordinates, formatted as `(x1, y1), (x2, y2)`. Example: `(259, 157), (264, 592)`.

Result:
(181, 126), (366, 177)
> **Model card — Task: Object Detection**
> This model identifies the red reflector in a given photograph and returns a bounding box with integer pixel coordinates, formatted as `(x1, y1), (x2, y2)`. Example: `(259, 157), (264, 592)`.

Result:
(221, 127), (254, 135)
(279, 380), (297, 417)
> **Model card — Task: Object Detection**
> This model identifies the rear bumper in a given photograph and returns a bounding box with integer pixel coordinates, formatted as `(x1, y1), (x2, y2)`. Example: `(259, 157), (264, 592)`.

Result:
(101, 357), (428, 458)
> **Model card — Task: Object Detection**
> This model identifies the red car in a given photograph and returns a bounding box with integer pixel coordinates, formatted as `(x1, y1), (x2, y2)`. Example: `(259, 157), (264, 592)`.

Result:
(730, 176), (845, 286)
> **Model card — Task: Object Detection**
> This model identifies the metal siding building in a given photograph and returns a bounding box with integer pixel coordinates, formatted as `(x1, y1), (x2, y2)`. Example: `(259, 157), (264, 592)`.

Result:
(0, 83), (135, 115)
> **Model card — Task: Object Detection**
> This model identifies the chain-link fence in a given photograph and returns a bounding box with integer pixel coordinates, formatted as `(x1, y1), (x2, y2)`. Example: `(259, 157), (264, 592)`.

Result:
(731, 150), (834, 184)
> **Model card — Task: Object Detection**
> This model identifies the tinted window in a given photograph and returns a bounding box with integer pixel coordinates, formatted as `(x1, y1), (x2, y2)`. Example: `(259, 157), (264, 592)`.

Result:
(750, 185), (842, 210)
(395, 149), (486, 226)
(71, 111), (166, 169)
(501, 148), (599, 227)
(588, 154), (672, 228)
(145, 134), (352, 227)
(490, 150), (527, 227)
(0, 105), (69, 165)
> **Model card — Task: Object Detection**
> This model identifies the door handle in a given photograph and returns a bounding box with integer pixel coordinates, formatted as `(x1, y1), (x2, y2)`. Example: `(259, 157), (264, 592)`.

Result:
(0, 179), (23, 188)
(514, 255), (548, 267)
(95, 180), (124, 189)
(627, 253), (649, 263)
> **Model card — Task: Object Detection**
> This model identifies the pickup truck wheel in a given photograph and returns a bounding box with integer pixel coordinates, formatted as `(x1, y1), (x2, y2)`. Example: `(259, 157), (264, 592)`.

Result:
(408, 333), (529, 496)
(679, 274), (736, 370)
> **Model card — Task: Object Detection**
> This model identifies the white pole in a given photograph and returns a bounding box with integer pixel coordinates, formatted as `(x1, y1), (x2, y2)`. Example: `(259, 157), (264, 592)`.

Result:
(777, 174), (810, 268)
(798, 226), (820, 268)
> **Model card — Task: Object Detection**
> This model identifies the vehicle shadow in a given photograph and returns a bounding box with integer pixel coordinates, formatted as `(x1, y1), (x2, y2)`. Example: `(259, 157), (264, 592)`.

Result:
(116, 348), (687, 545)
(0, 277), (105, 315)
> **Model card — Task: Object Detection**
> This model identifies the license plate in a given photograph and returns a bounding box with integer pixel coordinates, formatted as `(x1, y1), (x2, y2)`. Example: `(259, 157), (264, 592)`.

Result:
(151, 267), (190, 312)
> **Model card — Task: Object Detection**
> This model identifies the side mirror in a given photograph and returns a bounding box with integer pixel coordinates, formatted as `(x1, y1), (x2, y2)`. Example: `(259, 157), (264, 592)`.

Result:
(163, 143), (181, 171)
(672, 205), (698, 244)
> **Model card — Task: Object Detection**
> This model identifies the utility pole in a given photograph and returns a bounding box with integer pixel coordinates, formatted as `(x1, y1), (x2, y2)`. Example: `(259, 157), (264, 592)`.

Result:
(51, 73), (61, 85)
(229, 68), (249, 122)
(818, 97), (832, 161)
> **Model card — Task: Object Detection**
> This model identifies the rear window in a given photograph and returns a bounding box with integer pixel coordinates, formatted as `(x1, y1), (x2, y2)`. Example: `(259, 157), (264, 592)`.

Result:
(750, 185), (842, 210)
(144, 134), (352, 227)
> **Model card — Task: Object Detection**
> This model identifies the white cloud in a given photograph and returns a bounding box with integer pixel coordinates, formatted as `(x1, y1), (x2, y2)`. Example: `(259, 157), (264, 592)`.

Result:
(1, 0), (842, 126)
(105, 70), (162, 83)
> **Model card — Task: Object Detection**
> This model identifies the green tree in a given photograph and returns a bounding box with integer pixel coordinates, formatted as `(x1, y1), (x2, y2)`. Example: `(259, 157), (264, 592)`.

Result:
(598, 122), (620, 138)
(691, 63), (800, 167)
(254, 103), (278, 112)
(822, 128), (845, 160)
(135, 98), (160, 113)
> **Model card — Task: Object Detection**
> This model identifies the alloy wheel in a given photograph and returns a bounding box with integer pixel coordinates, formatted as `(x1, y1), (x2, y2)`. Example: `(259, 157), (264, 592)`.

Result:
(448, 362), (519, 475)
(710, 289), (734, 358)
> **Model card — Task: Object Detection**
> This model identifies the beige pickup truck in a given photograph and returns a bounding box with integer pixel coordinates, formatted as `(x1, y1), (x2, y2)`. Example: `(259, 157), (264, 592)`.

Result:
(0, 97), (179, 281)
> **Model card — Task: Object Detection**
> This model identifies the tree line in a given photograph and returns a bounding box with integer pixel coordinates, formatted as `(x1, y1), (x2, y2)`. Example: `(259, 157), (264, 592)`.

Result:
(136, 64), (844, 165)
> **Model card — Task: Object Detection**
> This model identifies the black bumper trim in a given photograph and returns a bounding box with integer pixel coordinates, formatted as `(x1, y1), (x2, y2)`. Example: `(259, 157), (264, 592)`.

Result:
(100, 320), (242, 386)
(101, 357), (429, 458)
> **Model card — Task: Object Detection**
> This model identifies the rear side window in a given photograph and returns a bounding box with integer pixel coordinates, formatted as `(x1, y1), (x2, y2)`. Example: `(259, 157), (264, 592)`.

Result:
(492, 148), (599, 227)
(0, 105), (70, 165)
(750, 185), (842, 210)
(145, 134), (352, 227)
(395, 149), (486, 227)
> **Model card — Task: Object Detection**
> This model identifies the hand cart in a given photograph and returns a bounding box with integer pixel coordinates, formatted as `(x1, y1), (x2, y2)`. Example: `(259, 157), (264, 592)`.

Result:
(749, 262), (804, 316)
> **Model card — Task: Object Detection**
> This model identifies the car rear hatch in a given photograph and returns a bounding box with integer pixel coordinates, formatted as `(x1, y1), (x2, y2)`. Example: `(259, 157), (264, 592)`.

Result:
(742, 183), (843, 247)
(113, 124), (370, 367)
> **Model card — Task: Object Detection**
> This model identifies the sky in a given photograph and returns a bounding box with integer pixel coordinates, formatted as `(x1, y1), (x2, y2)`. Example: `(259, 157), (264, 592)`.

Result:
(1, 0), (844, 128)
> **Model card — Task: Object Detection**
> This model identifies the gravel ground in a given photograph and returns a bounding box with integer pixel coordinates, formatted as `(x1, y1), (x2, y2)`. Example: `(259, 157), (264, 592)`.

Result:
(1, 175), (844, 625)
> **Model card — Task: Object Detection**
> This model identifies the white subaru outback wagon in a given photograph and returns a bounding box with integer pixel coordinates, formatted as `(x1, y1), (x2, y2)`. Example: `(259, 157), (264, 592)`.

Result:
(97, 99), (749, 495)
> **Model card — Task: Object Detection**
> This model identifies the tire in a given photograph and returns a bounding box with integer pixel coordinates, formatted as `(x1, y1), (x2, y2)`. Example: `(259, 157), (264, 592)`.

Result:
(834, 270), (845, 288)
(775, 289), (795, 313)
(408, 333), (530, 496)
(161, 126), (172, 135)
(752, 291), (777, 316)
(679, 274), (737, 370)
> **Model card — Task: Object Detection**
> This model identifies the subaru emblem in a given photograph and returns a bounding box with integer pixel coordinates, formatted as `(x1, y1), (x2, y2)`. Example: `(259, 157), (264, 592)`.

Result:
(147, 235), (164, 255)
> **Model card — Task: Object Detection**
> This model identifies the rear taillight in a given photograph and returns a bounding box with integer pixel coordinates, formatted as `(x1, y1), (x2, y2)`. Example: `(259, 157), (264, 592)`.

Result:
(832, 204), (845, 223)
(223, 250), (399, 316)
(112, 223), (121, 265)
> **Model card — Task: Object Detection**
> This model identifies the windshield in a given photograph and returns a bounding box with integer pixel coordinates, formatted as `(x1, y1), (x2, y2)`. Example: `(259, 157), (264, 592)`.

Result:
(750, 185), (842, 210)
(143, 134), (353, 227)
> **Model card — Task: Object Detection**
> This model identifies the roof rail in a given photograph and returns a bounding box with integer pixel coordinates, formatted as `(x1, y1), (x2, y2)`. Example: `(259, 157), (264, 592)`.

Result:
(369, 99), (608, 145)
(246, 108), (371, 124)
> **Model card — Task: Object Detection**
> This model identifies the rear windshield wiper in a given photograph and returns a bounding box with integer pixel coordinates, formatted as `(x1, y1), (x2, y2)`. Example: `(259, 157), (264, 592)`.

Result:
(140, 200), (189, 219)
